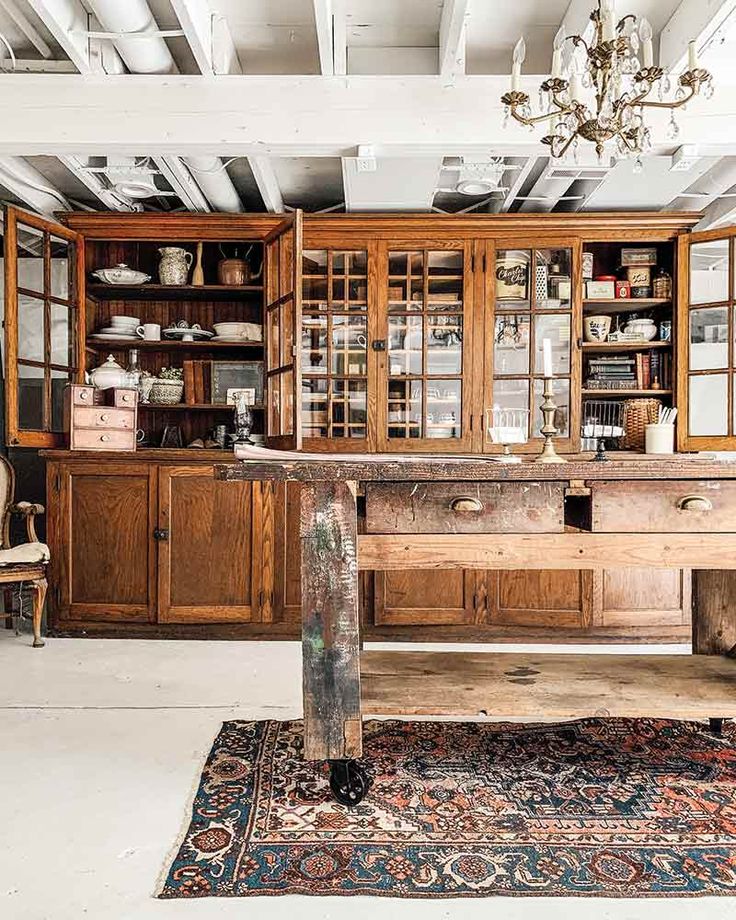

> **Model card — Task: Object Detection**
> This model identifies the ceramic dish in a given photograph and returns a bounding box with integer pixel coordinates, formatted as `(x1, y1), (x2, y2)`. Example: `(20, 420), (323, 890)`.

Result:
(163, 327), (214, 341)
(90, 333), (138, 341)
(211, 336), (262, 343)
(92, 265), (150, 285)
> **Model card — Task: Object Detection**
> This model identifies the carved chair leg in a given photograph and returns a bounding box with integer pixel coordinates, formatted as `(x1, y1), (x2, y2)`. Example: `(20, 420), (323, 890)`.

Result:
(30, 577), (47, 648)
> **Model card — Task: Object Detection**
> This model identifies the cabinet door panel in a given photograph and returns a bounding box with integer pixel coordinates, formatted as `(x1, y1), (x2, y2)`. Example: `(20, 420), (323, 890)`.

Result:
(374, 569), (476, 626)
(158, 467), (255, 623)
(492, 569), (588, 628)
(596, 568), (690, 628)
(58, 463), (155, 621)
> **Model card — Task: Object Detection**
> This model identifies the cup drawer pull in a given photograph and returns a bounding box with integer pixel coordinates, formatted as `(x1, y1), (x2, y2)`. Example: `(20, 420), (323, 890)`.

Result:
(677, 494), (713, 512)
(449, 496), (484, 513)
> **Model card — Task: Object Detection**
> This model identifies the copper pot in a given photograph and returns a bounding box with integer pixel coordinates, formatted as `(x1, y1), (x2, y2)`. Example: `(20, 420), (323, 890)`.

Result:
(217, 257), (250, 286)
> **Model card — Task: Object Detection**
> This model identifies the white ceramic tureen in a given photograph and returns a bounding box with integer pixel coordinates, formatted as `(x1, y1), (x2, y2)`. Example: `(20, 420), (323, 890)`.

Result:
(92, 263), (151, 285)
(88, 355), (129, 390)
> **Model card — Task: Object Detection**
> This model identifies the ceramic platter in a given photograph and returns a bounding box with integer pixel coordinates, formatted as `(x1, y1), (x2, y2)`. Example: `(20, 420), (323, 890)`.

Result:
(211, 336), (262, 343)
(91, 332), (138, 341)
(163, 327), (214, 341)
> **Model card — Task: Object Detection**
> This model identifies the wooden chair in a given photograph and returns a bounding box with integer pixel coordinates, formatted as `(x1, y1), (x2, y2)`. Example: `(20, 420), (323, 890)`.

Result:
(0, 455), (49, 647)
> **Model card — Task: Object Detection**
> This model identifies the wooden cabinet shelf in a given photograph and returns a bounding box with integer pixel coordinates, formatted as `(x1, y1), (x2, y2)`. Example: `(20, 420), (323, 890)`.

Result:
(582, 388), (672, 397)
(583, 298), (671, 312)
(138, 402), (264, 411)
(582, 341), (671, 352)
(86, 339), (263, 352)
(87, 283), (263, 301)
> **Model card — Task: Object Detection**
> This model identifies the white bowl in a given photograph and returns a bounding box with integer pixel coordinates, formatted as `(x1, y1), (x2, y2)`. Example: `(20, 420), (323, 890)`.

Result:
(213, 322), (262, 341)
(111, 315), (140, 326)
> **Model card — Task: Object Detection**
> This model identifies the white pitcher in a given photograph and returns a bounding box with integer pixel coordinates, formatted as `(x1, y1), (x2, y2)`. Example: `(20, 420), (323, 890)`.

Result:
(158, 247), (193, 286)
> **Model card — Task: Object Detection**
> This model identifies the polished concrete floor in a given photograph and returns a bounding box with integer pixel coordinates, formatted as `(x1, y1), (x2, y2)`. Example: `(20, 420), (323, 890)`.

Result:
(0, 632), (732, 919)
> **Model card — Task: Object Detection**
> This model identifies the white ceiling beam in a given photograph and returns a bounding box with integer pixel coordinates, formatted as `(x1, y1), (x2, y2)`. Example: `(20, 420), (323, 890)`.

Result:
(501, 157), (537, 211)
(170, 0), (241, 75)
(660, 0), (736, 72)
(155, 156), (210, 212)
(248, 156), (284, 212)
(312, 0), (334, 75)
(58, 155), (137, 210)
(0, 0), (52, 58)
(333, 0), (346, 75)
(0, 74), (734, 155)
(439, 0), (469, 76)
(695, 188), (736, 229)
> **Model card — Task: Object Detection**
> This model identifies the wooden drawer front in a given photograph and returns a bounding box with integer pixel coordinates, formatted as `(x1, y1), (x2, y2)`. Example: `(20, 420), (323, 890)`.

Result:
(71, 385), (100, 406)
(71, 428), (136, 451)
(592, 480), (736, 532)
(74, 407), (135, 429)
(365, 481), (565, 534)
(114, 389), (137, 408)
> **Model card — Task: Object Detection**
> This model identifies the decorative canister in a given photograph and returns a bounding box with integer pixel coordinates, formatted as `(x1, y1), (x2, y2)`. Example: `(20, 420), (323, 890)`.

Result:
(659, 319), (672, 342)
(626, 265), (652, 297)
(496, 252), (528, 300)
(615, 280), (631, 299)
(623, 316), (657, 341)
(583, 314), (612, 342)
(158, 247), (193, 286)
(652, 269), (672, 300)
(582, 251), (594, 280)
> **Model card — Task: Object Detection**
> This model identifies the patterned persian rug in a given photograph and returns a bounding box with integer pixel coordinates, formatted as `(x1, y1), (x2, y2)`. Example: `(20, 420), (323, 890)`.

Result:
(159, 718), (736, 899)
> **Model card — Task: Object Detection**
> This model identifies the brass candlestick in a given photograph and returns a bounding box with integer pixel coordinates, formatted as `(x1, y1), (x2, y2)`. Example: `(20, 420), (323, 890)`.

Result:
(535, 376), (567, 464)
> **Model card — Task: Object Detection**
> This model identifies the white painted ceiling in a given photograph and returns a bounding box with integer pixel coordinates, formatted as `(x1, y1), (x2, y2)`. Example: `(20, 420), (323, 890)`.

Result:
(0, 0), (735, 225)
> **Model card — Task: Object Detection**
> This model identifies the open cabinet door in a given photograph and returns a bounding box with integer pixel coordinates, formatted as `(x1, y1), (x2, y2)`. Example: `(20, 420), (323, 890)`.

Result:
(263, 210), (302, 450)
(3, 206), (84, 448)
(678, 227), (736, 451)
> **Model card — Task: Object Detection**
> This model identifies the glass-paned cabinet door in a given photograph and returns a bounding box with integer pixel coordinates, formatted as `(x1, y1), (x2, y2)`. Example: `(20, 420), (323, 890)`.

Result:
(2, 207), (83, 448)
(489, 244), (575, 449)
(382, 243), (472, 449)
(680, 230), (736, 448)
(301, 248), (368, 441)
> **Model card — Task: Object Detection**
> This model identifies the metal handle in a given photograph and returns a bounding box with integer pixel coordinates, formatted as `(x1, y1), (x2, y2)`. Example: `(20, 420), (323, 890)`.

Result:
(449, 496), (484, 513)
(153, 528), (169, 541)
(677, 494), (713, 512)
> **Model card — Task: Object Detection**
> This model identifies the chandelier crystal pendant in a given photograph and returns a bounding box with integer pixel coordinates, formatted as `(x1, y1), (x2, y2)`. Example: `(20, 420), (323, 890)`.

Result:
(500, 0), (714, 163)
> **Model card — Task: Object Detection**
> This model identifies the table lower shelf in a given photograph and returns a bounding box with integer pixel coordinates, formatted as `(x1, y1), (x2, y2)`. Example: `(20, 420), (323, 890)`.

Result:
(360, 651), (736, 719)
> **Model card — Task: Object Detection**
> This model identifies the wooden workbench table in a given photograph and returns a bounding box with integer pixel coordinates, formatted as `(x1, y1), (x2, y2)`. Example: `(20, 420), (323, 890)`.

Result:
(216, 455), (736, 805)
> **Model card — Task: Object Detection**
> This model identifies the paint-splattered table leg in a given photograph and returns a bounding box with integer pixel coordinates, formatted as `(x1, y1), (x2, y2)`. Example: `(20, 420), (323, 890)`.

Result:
(300, 479), (367, 804)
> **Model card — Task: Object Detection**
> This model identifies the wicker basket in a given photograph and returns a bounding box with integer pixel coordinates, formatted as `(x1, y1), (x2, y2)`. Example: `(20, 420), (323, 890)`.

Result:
(149, 378), (184, 405)
(621, 398), (662, 450)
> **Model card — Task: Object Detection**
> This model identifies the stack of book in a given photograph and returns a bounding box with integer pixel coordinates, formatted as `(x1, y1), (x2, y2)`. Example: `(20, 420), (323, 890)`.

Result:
(182, 360), (211, 404)
(585, 356), (636, 390)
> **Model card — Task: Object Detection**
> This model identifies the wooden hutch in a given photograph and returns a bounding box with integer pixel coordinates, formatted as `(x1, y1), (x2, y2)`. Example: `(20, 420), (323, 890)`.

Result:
(6, 205), (736, 642)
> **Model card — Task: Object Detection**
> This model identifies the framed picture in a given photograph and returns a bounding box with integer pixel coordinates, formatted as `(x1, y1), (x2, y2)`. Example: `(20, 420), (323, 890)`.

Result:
(226, 387), (255, 406)
(211, 361), (263, 405)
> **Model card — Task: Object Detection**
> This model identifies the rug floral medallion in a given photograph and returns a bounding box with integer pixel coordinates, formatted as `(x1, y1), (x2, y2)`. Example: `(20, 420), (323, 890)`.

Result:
(159, 718), (736, 898)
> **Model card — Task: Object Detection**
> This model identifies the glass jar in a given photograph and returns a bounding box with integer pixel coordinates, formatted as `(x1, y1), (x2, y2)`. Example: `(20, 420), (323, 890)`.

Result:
(652, 269), (672, 300)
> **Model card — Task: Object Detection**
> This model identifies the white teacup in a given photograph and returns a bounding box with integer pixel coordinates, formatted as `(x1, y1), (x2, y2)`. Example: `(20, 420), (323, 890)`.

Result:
(136, 323), (161, 341)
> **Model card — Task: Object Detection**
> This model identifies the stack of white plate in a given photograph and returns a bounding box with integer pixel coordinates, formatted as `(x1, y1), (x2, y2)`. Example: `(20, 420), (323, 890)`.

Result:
(91, 315), (140, 341)
(212, 322), (263, 343)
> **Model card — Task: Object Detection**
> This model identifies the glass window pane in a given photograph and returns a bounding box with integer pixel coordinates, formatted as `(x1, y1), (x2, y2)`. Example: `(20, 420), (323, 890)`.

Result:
(427, 315), (462, 375)
(331, 316), (367, 375)
(333, 379), (366, 438)
(690, 374), (728, 436)
(18, 294), (44, 362)
(533, 378), (571, 438)
(267, 306), (280, 369)
(496, 249), (530, 309)
(16, 223), (44, 295)
(535, 248), (571, 309)
(426, 379), (461, 439)
(494, 314), (530, 375)
(50, 236), (70, 300)
(427, 277), (462, 311)
(388, 379), (421, 438)
(51, 367), (70, 432)
(534, 314), (571, 375)
(303, 275), (327, 305)
(280, 371), (294, 436)
(302, 377), (328, 437)
(428, 250), (462, 275)
(50, 303), (73, 367)
(303, 250), (327, 275)
(18, 364), (44, 430)
(492, 379), (530, 436)
(301, 314), (327, 373)
(690, 307), (728, 370)
(690, 239), (729, 305)
(389, 315), (422, 375)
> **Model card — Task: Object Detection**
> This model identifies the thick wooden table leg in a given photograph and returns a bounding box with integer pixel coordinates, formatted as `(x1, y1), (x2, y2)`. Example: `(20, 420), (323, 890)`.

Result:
(300, 480), (362, 762)
(692, 571), (736, 655)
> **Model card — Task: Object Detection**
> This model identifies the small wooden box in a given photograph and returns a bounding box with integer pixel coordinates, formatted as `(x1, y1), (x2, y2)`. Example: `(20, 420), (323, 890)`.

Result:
(65, 385), (138, 451)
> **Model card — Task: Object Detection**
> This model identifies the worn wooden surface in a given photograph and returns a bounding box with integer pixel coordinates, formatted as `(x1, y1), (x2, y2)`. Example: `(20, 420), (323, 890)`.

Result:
(361, 650), (736, 718)
(217, 456), (736, 483)
(693, 570), (736, 655)
(592, 480), (736, 532)
(358, 533), (736, 570)
(365, 481), (565, 534)
(300, 480), (362, 761)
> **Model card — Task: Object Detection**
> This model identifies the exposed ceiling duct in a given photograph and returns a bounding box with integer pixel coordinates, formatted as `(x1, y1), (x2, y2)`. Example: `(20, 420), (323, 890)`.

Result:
(182, 157), (244, 213)
(0, 155), (70, 215)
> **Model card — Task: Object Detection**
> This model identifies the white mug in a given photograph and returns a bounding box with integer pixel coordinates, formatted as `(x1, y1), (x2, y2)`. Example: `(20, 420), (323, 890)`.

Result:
(136, 323), (161, 341)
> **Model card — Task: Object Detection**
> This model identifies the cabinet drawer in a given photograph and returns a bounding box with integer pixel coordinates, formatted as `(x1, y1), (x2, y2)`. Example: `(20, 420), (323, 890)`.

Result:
(365, 481), (565, 534)
(70, 428), (136, 451)
(74, 407), (135, 429)
(592, 480), (736, 532)
(113, 388), (137, 408)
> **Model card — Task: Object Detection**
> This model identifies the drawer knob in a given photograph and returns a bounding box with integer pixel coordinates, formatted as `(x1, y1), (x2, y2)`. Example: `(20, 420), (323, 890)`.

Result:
(100, 434), (110, 442)
(677, 494), (713, 512)
(449, 496), (484, 513)
(100, 413), (109, 422)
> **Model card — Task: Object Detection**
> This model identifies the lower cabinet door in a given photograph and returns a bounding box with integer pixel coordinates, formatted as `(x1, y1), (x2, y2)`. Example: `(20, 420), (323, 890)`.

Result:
(490, 570), (590, 629)
(55, 462), (156, 622)
(373, 569), (479, 626)
(157, 466), (259, 623)
(594, 568), (691, 634)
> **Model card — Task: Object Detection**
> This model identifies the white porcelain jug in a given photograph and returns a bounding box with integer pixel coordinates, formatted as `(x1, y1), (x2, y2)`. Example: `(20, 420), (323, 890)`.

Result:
(158, 247), (193, 286)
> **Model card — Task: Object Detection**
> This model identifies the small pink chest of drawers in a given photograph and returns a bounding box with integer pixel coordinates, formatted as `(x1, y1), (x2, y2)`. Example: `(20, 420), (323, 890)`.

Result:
(64, 384), (138, 451)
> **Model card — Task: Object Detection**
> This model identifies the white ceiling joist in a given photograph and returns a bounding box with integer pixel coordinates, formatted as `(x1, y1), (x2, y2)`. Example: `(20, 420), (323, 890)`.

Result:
(333, 1), (346, 75)
(1, 75), (733, 156)
(24, 0), (123, 73)
(439, 0), (469, 76)
(58, 155), (138, 210)
(170, 0), (242, 75)
(155, 156), (211, 211)
(248, 157), (284, 212)
(0, 0), (52, 58)
(501, 157), (537, 211)
(312, 0), (334, 75)
(696, 189), (736, 229)
(660, 0), (736, 72)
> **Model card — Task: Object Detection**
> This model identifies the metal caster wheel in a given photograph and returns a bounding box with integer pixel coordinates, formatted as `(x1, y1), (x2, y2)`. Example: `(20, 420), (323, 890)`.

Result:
(328, 759), (369, 806)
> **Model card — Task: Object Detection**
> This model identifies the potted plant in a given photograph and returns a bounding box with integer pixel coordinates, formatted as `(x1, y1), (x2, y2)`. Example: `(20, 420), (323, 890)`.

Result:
(149, 366), (185, 405)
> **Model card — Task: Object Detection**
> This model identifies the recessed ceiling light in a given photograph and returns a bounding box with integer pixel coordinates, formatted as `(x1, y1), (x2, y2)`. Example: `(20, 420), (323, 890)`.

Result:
(456, 178), (496, 195)
(113, 178), (161, 199)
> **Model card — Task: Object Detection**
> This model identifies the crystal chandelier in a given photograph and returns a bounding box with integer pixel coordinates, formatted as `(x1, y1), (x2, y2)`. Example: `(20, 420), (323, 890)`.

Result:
(500, 0), (714, 167)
